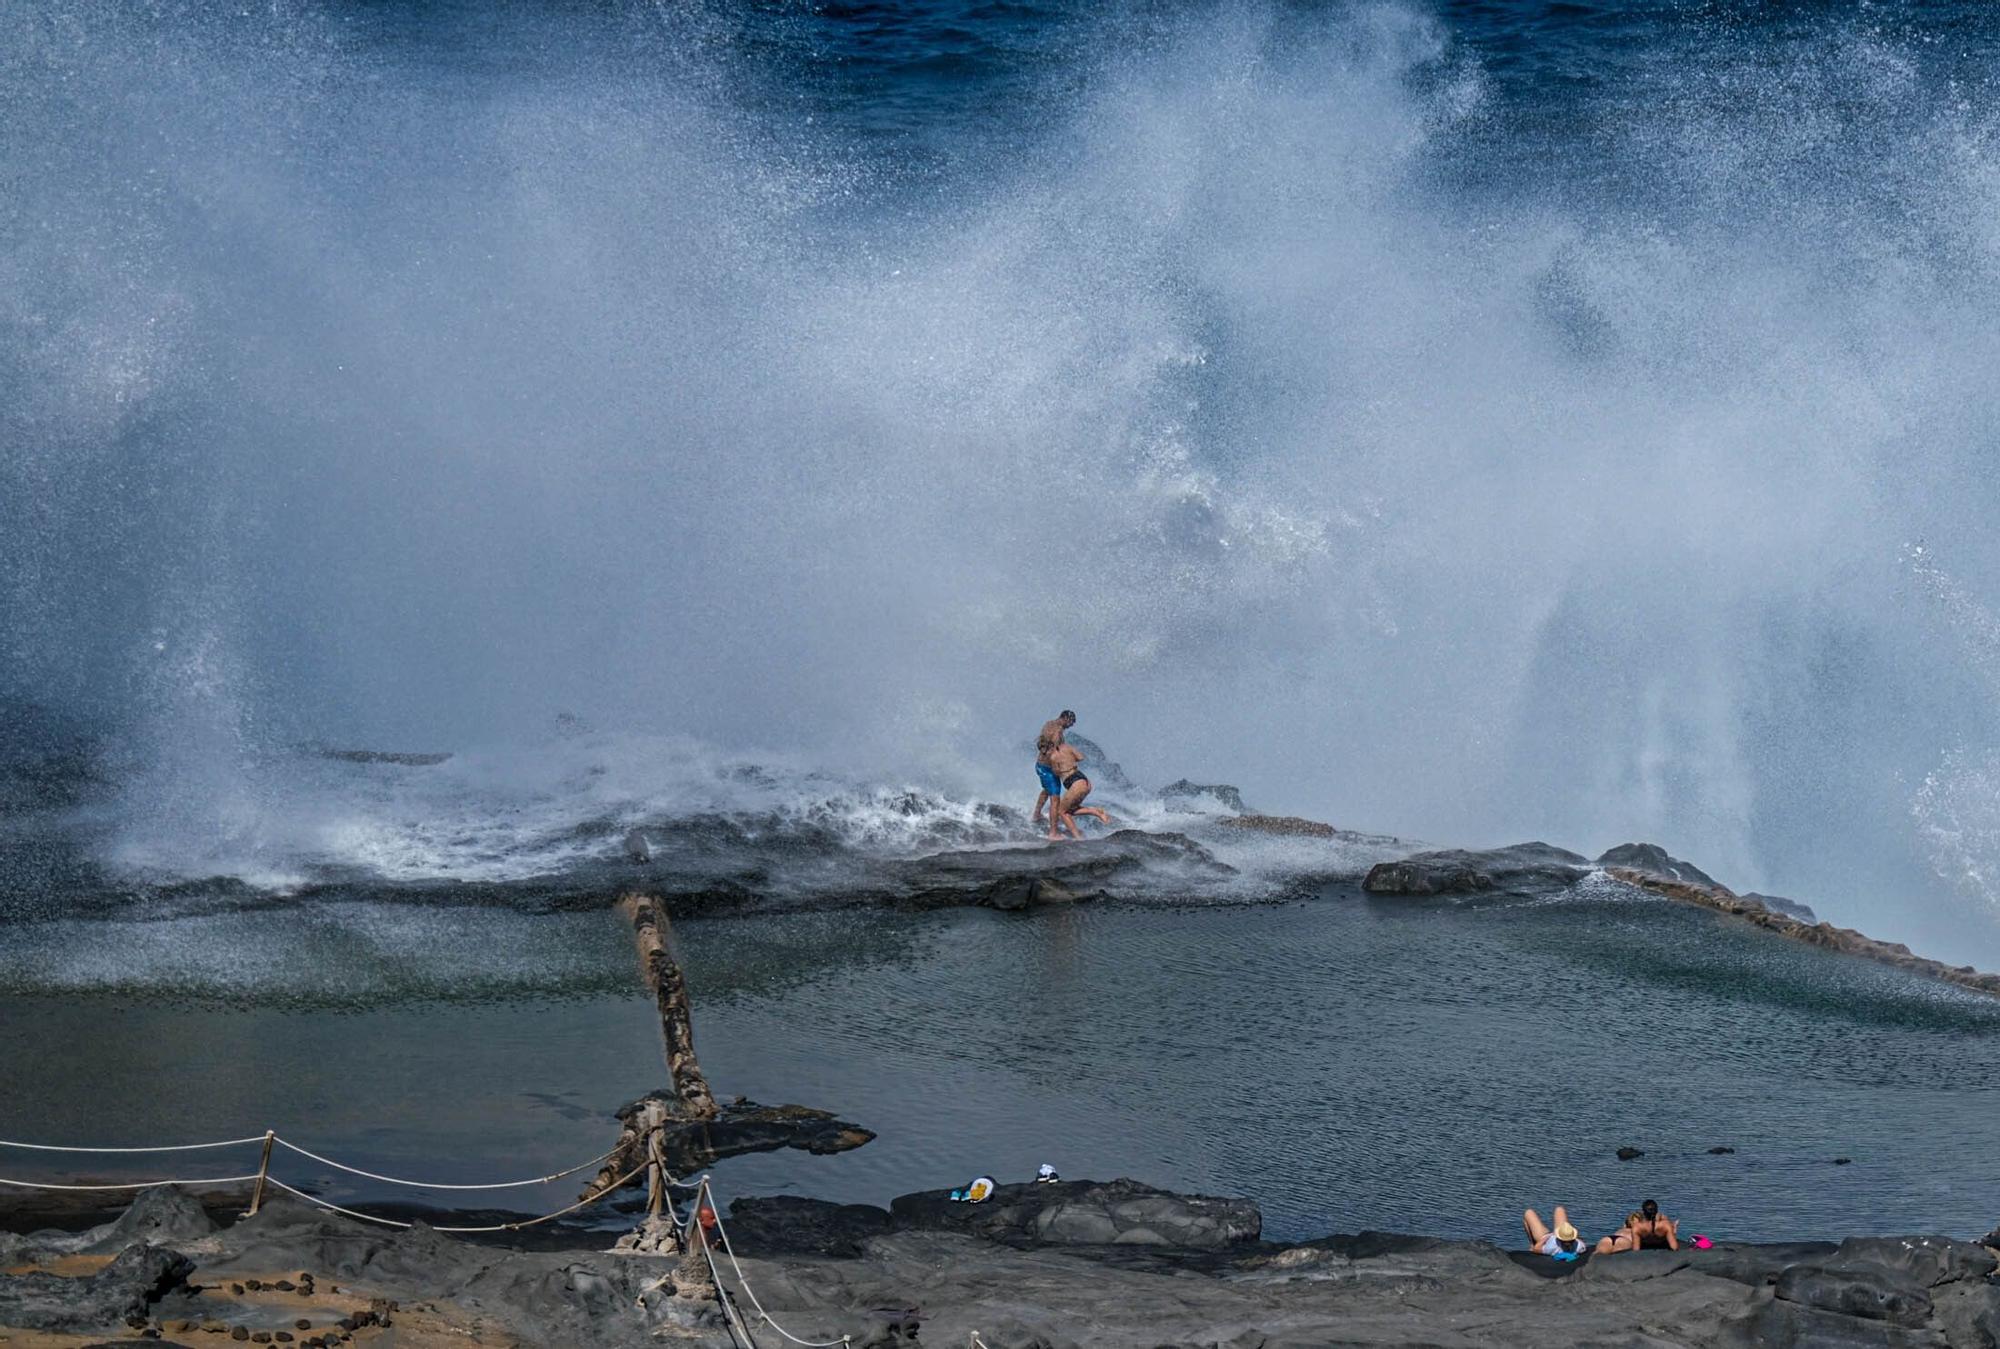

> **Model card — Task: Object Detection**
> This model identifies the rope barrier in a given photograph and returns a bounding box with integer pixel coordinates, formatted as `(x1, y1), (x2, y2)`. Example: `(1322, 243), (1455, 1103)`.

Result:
(0, 1134), (269, 1154)
(272, 1136), (619, 1190)
(0, 1132), (623, 1200)
(692, 1201), (764, 1349)
(263, 1155), (655, 1234)
(0, 1129), (855, 1347)
(701, 1176), (852, 1348)
(0, 1172), (263, 1191)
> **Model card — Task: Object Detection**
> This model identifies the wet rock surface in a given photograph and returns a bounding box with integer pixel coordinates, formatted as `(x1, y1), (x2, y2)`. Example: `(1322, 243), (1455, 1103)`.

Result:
(890, 830), (1237, 912)
(1362, 841), (1592, 896)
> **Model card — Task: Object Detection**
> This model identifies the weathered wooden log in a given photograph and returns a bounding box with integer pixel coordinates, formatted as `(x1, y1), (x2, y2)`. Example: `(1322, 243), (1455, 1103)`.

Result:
(584, 894), (874, 1214)
(622, 893), (718, 1120)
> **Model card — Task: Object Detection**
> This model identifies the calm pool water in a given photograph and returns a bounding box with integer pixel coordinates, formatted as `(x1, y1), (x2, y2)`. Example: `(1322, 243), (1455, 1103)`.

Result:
(4, 884), (1998, 1246)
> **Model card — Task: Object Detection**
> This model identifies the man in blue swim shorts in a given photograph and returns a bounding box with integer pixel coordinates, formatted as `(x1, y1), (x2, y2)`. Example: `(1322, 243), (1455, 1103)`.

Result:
(1033, 710), (1076, 828)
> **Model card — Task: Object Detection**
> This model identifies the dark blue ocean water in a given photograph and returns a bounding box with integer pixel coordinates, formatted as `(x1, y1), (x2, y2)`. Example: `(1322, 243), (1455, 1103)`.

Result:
(340, 0), (2000, 171)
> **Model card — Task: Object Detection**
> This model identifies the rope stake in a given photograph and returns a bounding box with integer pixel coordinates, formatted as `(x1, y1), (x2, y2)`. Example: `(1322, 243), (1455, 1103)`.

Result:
(246, 1130), (276, 1217)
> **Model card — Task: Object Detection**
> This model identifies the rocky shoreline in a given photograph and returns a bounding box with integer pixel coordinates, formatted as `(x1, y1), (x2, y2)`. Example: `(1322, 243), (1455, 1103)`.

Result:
(7, 1181), (2000, 1347)
(1356, 835), (2000, 1002)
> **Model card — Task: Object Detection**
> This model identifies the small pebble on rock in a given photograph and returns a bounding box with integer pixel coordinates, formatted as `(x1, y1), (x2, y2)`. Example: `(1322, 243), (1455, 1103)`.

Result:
(232, 1329), (251, 1343)
(231, 1284), (246, 1296)
(275, 1279), (295, 1291)
(296, 1320), (312, 1330)
(245, 1279), (263, 1291)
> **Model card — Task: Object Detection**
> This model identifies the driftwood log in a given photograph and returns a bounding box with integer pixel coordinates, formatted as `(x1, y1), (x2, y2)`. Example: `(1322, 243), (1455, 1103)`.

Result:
(585, 894), (873, 1252)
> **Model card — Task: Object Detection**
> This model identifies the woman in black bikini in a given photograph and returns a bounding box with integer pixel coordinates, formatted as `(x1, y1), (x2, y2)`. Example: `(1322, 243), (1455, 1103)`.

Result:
(1044, 742), (1112, 841)
(1630, 1199), (1677, 1250)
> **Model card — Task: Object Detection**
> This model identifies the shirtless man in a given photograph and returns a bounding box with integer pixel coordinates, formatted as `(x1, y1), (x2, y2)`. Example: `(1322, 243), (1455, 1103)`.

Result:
(1045, 739), (1112, 841)
(1033, 711), (1076, 828)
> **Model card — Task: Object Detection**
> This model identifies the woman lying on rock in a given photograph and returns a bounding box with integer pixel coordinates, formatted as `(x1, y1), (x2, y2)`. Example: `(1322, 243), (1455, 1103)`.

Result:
(1596, 1223), (1640, 1255)
(1630, 1198), (1678, 1249)
(1592, 1199), (1677, 1254)
(1523, 1207), (1589, 1260)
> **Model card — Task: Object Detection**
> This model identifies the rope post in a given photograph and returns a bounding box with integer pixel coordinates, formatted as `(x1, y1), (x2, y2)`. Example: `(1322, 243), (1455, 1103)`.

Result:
(245, 1130), (276, 1217)
(646, 1129), (665, 1219)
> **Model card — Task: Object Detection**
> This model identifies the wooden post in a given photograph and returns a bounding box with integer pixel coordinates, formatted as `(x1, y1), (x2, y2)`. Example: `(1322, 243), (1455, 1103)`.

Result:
(245, 1130), (276, 1217)
(646, 1129), (665, 1219)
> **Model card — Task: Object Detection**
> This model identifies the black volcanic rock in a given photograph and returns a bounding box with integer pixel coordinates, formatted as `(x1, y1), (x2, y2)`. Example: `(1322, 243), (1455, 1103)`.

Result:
(895, 830), (1235, 911)
(1159, 780), (1250, 815)
(20, 1189), (2000, 1348)
(1363, 842), (1591, 897)
(1744, 891), (1819, 923)
(82, 1185), (219, 1254)
(888, 1179), (1260, 1250)
(1820, 1236), (1998, 1289)
(1595, 843), (1720, 888)
(725, 1196), (895, 1258)
(0, 1242), (192, 1333)
(1774, 1264), (1932, 1326)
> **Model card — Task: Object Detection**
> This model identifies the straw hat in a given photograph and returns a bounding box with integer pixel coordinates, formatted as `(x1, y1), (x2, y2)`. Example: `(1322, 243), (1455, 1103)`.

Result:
(1554, 1221), (1579, 1243)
